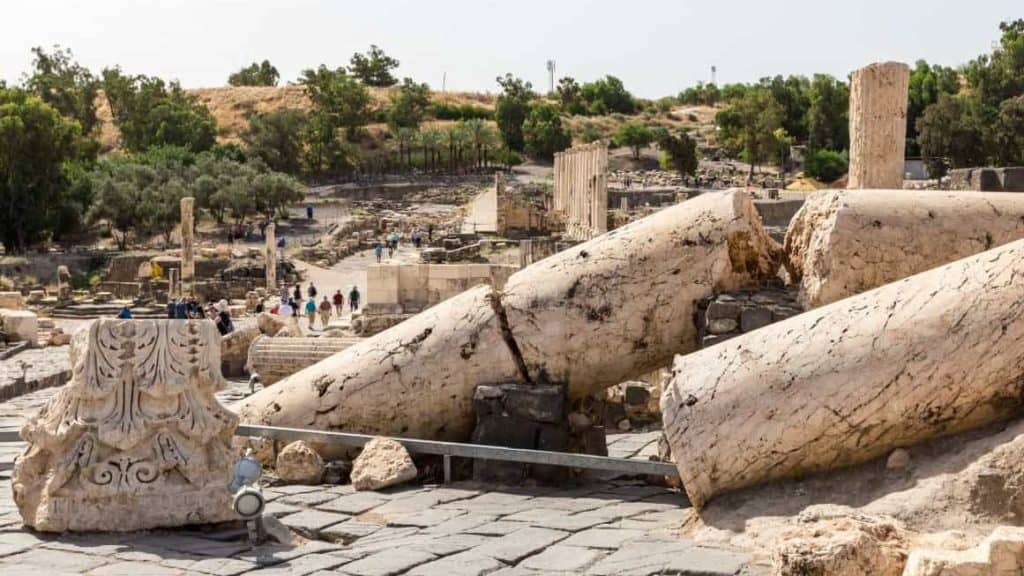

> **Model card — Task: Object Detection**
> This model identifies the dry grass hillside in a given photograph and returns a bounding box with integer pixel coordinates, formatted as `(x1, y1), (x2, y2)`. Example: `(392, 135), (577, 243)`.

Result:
(94, 85), (717, 154)
(94, 85), (497, 152)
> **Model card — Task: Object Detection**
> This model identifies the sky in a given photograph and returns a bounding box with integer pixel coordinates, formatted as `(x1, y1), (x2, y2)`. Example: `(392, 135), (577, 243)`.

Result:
(1, 0), (1019, 98)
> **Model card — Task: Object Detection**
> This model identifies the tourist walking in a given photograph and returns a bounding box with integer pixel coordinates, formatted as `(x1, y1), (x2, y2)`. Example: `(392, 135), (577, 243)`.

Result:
(278, 299), (294, 318)
(306, 204), (314, 219)
(304, 298), (317, 328)
(318, 296), (332, 329)
(117, 305), (133, 319)
(279, 283), (289, 303)
(216, 301), (234, 335)
(332, 290), (344, 315)
(166, 299), (176, 319)
(307, 282), (318, 300)
(374, 242), (383, 263)
(349, 285), (360, 312)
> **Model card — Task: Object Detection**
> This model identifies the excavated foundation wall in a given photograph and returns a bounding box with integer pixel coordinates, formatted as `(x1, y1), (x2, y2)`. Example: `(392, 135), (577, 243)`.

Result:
(236, 190), (780, 447)
(662, 238), (1024, 509)
(785, 189), (1024, 308)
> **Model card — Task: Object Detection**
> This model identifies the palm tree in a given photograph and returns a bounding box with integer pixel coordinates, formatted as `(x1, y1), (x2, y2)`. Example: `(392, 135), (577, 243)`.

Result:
(460, 119), (497, 170)
(392, 127), (418, 171)
(444, 124), (468, 172)
(418, 128), (444, 173)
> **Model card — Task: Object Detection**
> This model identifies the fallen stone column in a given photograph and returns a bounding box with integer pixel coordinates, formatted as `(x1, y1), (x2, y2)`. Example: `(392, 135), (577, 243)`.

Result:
(237, 285), (523, 443)
(785, 189), (1024, 308)
(247, 335), (363, 385)
(14, 319), (238, 531)
(502, 189), (780, 399)
(237, 190), (780, 443)
(662, 239), (1024, 509)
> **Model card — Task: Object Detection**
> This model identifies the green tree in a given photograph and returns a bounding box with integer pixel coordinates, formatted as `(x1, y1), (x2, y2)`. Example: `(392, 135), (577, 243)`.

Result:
(387, 78), (431, 130)
(916, 94), (988, 176)
(678, 82), (720, 106)
(23, 46), (101, 136)
(615, 122), (654, 159)
(556, 76), (586, 115)
(87, 157), (190, 248)
(101, 68), (217, 152)
(228, 60), (280, 86)
(348, 45), (400, 87)
(806, 74), (849, 151)
(715, 89), (784, 175)
(657, 129), (699, 177)
(759, 75), (810, 142)
(995, 96), (1024, 166)
(242, 109), (307, 175)
(963, 20), (1024, 110)
(300, 65), (372, 141)
(494, 74), (534, 152)
(906, 60), (958, 151)
(461, 119), (498, 168)
(0, 89), (93, 251)
(581, 75), (635, 114)
(522, 103), (570, 161)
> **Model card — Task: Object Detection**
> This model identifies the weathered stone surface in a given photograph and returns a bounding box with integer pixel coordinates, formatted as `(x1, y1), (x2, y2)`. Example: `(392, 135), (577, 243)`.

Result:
(238, 285), (522, 446)
(903, 526), (1024, 576)
(0, 310), (38, 344)
(351, 438), (417, 491)
(276, 440), (325, 484)
(502, 189), (780, 399)
(256, 312), (287, 336)
(785, 189), (1024, 308)
(663, 239), (1024, 509)
(772, 516), (908, 576)
(848, 61), (909, 189)
(12, 319), (238, 531)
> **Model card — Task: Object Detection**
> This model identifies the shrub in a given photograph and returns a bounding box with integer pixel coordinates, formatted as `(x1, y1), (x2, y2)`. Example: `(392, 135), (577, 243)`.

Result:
(429, 102), (492, 121)
(804, 149), (848, 182)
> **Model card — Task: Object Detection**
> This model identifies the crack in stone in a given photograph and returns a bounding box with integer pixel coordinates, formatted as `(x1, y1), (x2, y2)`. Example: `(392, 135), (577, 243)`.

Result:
(486, 289), (533, 385)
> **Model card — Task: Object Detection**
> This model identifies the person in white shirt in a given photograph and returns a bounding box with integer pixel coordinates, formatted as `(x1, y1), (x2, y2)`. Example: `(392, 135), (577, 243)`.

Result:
(279, 300), (294, 318)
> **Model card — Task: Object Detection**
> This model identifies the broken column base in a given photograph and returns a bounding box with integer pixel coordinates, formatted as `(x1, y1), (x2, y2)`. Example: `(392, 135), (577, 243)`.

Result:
(471, 383), (606, 484)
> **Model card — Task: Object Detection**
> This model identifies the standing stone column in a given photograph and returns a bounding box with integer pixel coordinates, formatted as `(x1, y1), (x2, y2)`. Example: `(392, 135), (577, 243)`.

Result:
(168, 268), (179, 299)
(848, 62), (910, 189)
(180, 197), (195, 297)
(265, 223), (276, 292)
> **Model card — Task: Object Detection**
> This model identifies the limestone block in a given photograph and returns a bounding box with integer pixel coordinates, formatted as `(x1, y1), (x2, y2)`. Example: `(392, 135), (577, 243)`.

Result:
(0, 291), (24, 310)
(848, 62), (909, 190)
(237, 285), (523, 445)
(663, 239), (1024, 509)
(12, 319), (238, 531)
(785, 189), (1024, 308)
(257, 311), (286, 336)
(26, 290), (45, 304)
(275, 440), (324, 484)
(350, 437), (417, 491)
(773, 515), (908, 576)
(502, 189), (780, 399)
(903, 527), (1024, 576)
(0, 310), (38, 344)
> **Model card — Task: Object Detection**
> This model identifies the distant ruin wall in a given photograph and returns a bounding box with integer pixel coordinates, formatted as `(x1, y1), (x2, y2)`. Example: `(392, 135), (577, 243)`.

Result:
(365, 262), (517, 314)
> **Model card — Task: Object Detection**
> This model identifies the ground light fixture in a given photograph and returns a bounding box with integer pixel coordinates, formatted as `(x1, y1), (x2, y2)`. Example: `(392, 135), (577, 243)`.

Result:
(230, 450), (266, 546)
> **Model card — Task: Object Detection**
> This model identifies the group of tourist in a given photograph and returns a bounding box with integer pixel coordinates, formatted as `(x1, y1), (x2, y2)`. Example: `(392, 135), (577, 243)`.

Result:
(373, 227), (432, 263)
(270, 282), (360, 330)
(162, 297), (235, 334)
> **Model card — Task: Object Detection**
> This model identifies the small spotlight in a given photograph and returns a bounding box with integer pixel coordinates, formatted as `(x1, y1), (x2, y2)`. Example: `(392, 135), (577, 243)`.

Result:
(233, 486), (265, 519)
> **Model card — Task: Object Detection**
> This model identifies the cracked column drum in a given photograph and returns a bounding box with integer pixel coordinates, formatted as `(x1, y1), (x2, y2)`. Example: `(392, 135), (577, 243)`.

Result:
(663, 239), (1024, 509)
(785, 189), (1024, 308)
(236, 285), (522, 445)
(502, 189), (780, 399)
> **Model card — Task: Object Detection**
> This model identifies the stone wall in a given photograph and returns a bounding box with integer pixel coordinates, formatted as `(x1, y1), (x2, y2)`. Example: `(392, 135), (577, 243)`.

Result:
(949, 167), (1024, 192)
(365, 262), (517, 314)
(695, 287), (802, 349)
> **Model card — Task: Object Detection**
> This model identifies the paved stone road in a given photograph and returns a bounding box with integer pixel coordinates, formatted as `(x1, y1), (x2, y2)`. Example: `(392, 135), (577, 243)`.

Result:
(0, 383), (769, 575)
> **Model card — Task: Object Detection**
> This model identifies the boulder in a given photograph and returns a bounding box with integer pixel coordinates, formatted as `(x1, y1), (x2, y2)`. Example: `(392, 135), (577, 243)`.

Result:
(772, 515), (908, 576)
(351, 437), (417, 491)
(275, 440), (325, 484)
(220, 325), (259, 377)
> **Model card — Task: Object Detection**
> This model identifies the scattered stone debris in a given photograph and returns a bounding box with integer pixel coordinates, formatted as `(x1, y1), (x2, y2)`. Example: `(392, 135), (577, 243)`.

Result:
(276, 440), (326, 484)
(351, 437), (418, 491)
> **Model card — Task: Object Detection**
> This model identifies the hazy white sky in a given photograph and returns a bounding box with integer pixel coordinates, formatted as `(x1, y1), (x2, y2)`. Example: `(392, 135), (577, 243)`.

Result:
(2, 0), (1019, 98)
